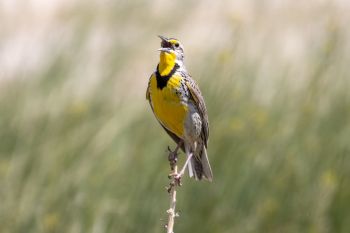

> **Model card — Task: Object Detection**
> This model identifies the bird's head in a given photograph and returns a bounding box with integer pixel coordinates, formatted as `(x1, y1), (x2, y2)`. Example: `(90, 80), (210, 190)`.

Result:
(158, 35), (185, 63)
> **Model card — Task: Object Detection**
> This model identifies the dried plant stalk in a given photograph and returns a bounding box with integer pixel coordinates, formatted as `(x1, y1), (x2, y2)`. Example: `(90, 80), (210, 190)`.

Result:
(165, 143), (182, 233)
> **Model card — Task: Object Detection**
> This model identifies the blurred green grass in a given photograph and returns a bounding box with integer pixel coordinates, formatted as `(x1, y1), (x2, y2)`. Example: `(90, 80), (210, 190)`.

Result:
(1, 1), (350, 233)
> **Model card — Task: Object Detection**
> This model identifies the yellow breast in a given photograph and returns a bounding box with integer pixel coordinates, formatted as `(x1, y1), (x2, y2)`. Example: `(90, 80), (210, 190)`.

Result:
(149, 74), (187, 138)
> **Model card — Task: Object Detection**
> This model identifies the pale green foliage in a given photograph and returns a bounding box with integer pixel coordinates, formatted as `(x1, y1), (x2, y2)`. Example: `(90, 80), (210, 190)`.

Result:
(0, 1), (349, 233)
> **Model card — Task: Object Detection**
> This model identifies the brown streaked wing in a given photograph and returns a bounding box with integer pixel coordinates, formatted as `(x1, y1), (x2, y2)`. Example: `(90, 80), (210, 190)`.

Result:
(185, 77), (209, 147)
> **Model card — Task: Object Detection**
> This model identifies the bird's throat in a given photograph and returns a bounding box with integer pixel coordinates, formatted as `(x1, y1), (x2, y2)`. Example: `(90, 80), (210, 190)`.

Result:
(158, 52), (176, 76)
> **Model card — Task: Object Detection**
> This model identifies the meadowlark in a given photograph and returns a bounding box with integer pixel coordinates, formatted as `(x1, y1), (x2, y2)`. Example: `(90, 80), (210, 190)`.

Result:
(146, 36), (213, 181)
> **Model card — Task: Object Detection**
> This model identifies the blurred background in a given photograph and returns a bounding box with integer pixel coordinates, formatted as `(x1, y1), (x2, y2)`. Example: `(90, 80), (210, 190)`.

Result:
(1, 0), (350, 233)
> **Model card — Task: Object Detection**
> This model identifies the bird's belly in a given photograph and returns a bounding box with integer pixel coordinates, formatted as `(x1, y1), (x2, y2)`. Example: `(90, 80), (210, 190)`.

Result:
(152, 88), (187, 138)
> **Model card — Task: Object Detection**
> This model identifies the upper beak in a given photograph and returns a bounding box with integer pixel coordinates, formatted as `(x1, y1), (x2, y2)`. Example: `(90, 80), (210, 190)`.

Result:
(158, 35), (168, 42)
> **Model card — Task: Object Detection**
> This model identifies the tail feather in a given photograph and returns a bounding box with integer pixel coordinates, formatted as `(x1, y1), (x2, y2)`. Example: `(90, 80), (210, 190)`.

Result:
(187, 159), (194, 178)
(189, 145), (213, 181)
(200, 146), (213, 181)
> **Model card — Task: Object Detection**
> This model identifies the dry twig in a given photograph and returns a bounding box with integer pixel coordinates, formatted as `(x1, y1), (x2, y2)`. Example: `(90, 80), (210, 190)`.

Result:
(165, 143), (182, 233)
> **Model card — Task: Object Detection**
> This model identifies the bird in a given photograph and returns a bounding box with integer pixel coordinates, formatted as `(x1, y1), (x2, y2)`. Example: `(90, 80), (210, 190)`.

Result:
(146, 35), (213, 181)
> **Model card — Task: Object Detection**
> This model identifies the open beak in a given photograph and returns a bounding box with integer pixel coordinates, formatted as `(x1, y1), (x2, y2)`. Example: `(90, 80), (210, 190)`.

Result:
(158, 35), (172, 53)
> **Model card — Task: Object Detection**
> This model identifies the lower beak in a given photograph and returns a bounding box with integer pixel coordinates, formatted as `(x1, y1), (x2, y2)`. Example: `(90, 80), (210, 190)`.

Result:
(158, 47), (172, 53)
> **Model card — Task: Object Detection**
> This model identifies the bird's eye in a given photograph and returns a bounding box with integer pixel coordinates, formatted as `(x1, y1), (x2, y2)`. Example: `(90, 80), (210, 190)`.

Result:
(174, 43), (179, 48)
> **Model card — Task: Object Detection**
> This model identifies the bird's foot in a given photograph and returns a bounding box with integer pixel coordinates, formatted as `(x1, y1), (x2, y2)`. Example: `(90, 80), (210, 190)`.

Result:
(167, 172), (182, 186)
(174, 174), (182, 186)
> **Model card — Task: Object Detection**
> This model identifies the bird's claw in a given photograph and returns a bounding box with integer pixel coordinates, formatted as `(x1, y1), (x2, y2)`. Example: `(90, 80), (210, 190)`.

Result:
(168, 172), (177, 179)
(174, 174), (182, 186)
